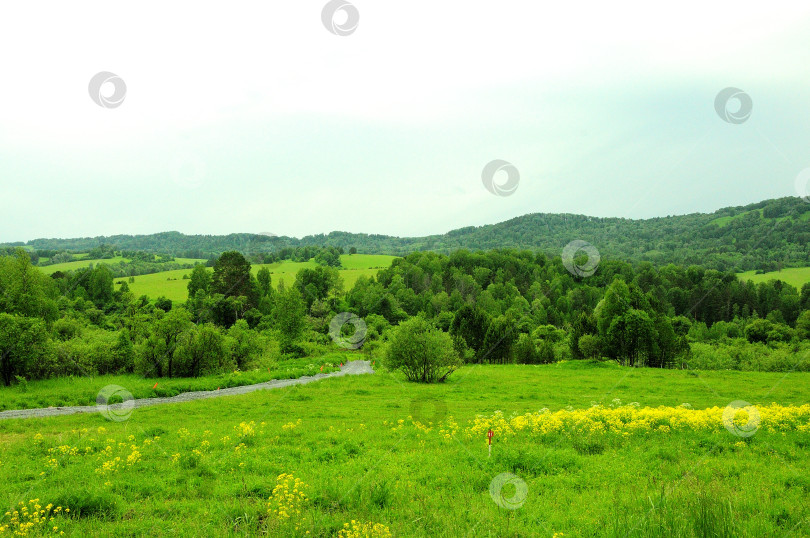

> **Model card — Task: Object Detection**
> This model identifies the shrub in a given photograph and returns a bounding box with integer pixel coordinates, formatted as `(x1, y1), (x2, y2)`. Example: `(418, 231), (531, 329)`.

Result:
(538, 340), (556, 364)
(385, 316), (460, 382)
(513, 333), (539, 364)
(578, 334), (601, 359)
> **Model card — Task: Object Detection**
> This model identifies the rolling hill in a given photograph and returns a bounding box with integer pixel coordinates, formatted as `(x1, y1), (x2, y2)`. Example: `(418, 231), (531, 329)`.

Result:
(7, 196), (810, 273)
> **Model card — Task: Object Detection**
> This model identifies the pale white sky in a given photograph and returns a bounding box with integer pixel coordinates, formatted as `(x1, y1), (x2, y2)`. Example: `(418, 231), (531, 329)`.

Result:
(1, 1), (809, 242)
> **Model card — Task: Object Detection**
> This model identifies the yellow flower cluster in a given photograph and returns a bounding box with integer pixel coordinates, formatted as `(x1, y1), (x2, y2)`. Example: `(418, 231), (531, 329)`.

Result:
(94, 437), (150, 475)
(438, 416), (460, 440)
(236, 421), (256, 437)
(267, 473), (308, 527)
(282, 419), (302, 432)
(0, 500), (67, 536)
(466, 403), (810, 441)
(337, 520), (393, 538)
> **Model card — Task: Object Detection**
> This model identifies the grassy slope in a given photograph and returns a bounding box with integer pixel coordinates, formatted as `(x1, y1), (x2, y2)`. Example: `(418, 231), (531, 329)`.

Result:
(1, 362), (808, 536)
(0, 354), (354, 411)
(710, 208), (810, 228)
(124, 255), (397, 303)
(40, 257), (129, 274)
(738, 266), (810, 290)
(40, 257), (205, 275)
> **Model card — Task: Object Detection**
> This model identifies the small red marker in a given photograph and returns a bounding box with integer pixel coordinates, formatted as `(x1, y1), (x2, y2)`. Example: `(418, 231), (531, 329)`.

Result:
(217, 387), (220, 390)
(320, 366), (323, 371)
(487, 429), (494, 457)
(153, 382), (158, 389)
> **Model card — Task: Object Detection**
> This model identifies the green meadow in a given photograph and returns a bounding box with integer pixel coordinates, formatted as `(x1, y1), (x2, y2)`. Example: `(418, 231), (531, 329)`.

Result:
(0, 353), (352, 411)
(1, 361), (808, 536)
(123, 255), (397, 303)
(40, 257), (205, 275)
(40, 257), (130, 275)
(738, 266), (810, 291)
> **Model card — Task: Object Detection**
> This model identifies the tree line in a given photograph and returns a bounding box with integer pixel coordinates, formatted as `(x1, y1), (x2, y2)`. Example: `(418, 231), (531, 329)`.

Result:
(9, 196), (810, 272)
(2, 245), (810, 387)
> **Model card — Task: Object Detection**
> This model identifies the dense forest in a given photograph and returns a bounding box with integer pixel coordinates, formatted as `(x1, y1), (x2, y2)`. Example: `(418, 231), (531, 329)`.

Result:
(2, 240), (810, 387)
(6, 196), (810, 272)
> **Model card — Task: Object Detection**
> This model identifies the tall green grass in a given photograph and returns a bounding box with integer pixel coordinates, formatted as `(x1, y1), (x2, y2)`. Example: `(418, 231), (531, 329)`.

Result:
(0, 362), (807, 536)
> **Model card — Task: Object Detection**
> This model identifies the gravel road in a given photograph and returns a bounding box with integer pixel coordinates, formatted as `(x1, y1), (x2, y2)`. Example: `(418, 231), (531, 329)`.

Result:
(0, 360), (374, 421)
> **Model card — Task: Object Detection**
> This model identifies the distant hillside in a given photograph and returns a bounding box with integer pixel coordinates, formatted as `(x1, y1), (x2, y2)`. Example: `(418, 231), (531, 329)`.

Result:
(8, 197), (810, 272)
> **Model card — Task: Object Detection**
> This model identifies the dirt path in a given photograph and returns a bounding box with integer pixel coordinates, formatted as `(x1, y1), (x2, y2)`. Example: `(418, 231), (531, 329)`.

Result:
(0, 360), (374, 421)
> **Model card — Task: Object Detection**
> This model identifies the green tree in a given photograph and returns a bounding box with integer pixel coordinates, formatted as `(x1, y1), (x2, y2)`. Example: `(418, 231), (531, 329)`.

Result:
(211, 251), (257, 305)
(385, 315), (460, 383)
(155, 296), (172, 312)
(257, 267), (272, 297)
(796, 310), (810, 340)
(274, 287), (306, 354)
(187, 264), (212, 298)
(227, 319), (261, 368)
(744, 319), (772, 344)
(0, 248), (58, 320)
(88, 264), (114, 306)
(142, 308), (193, 378)
(0, 314), (51, 386)
(513, 333), (539, 364)
(570, 312), (597, 359)
(175, 323), (230, 377)
(481, 315), (516, 364)
(293, 266), (342, 310)
(607, 309), (654, 366)
(449, 305), (490, 362)
(314, 247), (341, 267)
(578, 334), (601, 359)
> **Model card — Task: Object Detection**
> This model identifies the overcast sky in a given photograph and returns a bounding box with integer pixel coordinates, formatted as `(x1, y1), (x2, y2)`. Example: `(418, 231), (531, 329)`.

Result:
(2, 1), (810, 243)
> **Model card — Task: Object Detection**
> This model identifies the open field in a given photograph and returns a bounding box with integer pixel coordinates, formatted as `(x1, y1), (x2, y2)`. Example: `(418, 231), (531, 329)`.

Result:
(1, 361), (808, 536)
(39, 257), (205, 275)
(0, 354), (353, 412)
(40, 257), (129, 275)
(738, 266), (810, 290)
(710, 208), (810, 228)
(123, 255), (397, 303)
